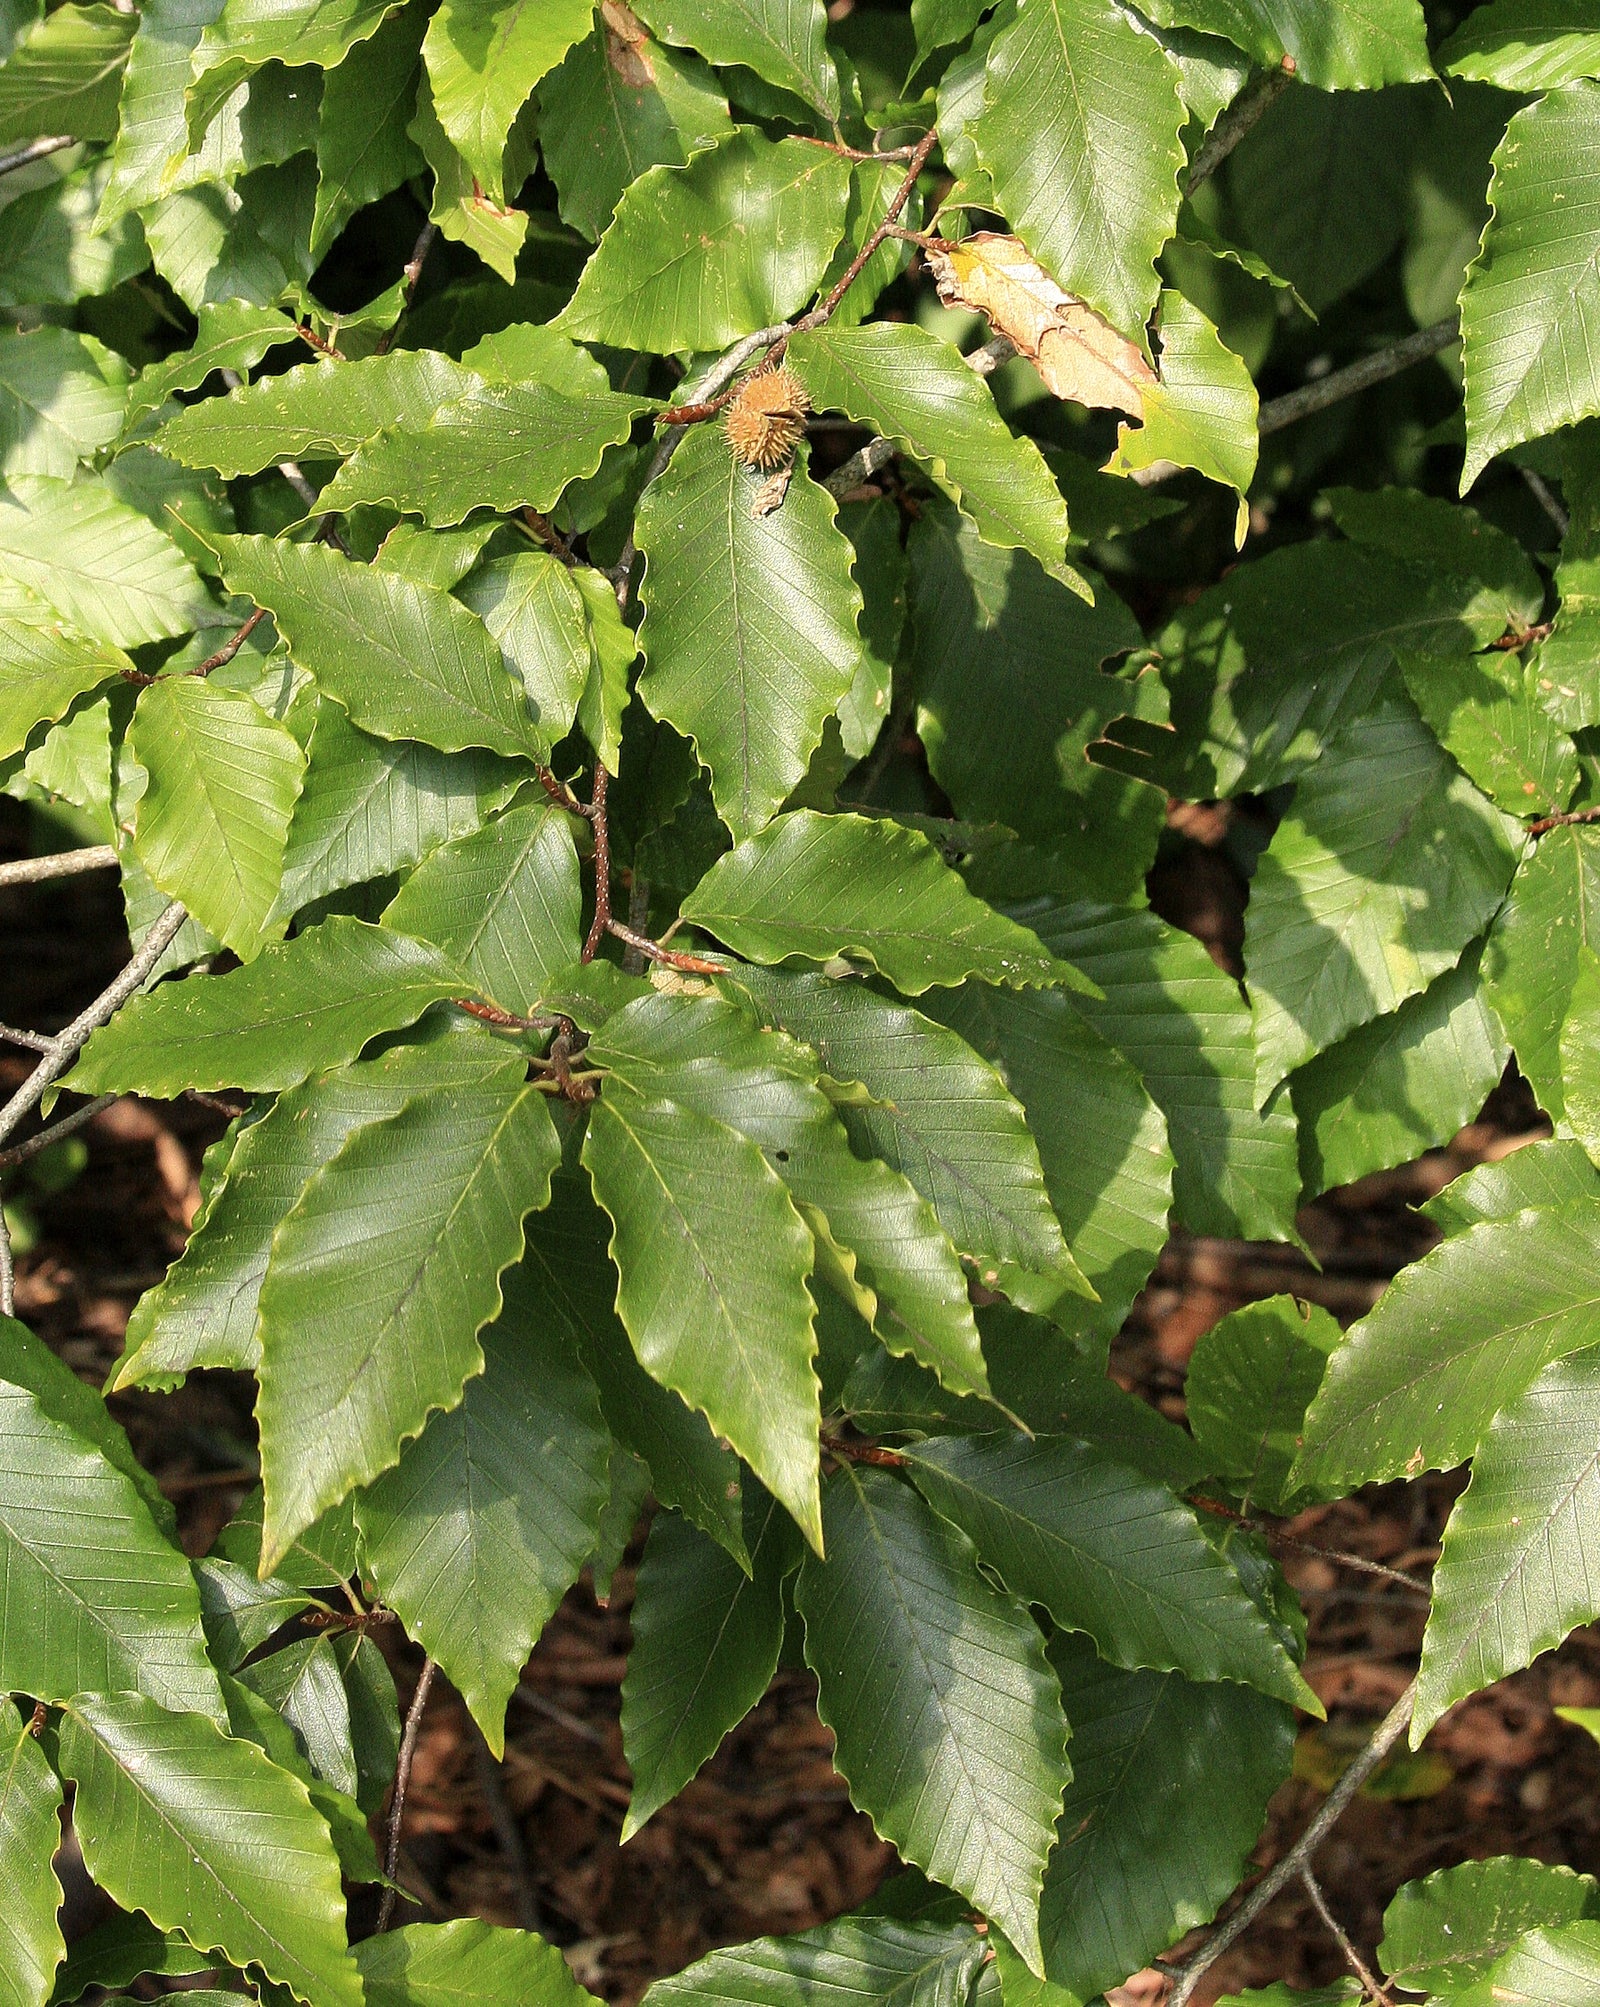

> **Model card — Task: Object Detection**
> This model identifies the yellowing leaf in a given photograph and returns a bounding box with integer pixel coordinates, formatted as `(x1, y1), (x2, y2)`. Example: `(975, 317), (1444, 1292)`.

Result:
(927, 232), (1153, 415)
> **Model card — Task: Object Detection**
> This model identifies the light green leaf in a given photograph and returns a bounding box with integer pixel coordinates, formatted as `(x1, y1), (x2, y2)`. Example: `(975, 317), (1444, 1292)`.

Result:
(0, 159), (147, 309)
(194, 1555), (321, 1671)
(685, 811), (1082, 993)
(310, 2), (426, 262)
(407, 71), (528, 282)
(422, 0), (589, 201)
(558, 130), (851, 350)
(572, 564), (633, 769)
(138, 182), (294, 317)
(1030, 1633), (1295, 2002)
(96, 0), (238, 229)
(215, 1484), (361, 1591)
(68, 916), (468, 1096)
(519, 1171), (749, 1564)
(357, 1918), (604, 2007)
(1381, 1858), (1600, 1997)
(0, 1696), (64, 2007)
(641, 1915), (986, 2007)
(1138, 0), (1430, 87)
(60, 1692), (361, 2007)
(1415, 1348), (1600, 1736)
(237, 1634), (359, 1796)
(1184, 1296), (1340, 1514)
(256, 1073), (560, 1567)
(1244, 693), (1521, 1099)
(1296, 1196), (1600, 1488)
(1425, 1138), (1600, 1237)
(0, 2), (134, 147)
(1106, 291), (1257, 539)
(635, 432), (864, 840)
(1293, 953), (1509, 1195)
(1461, 84), (1600, 490)
(383, 804), (582, 1015)
(187, 0), (401, 147)
(903, 1432), (1313, 1705)
(537, 19), (735, 241)
(216, 534), (541, 757)
(972, 0), (1185, 338)
(1483, 824), (1600, 1120)
(1444, 2), (1600, 99)
(1020, 897), (1300, 1244)
(0, 474), (209, 648)
(0, 1373), (223, 1717)
(1480, 1923), (1600, 2007)
(0, 616), (130, 760)
(1538, 552), (1600, 730)
(621, 1494), (795, 1838)
(456, 551), (594, 754)
(787, 322), (1071, 569)
(356, 1283), (611, 1754)
(628, 0), (837, 117)
(1401, 649), (1578, 815)
(130, 675), (306, 958)
(796, 1466), (1070, 1972)
(582, 1072), (822, 1547)
(0, 328), (126, 480)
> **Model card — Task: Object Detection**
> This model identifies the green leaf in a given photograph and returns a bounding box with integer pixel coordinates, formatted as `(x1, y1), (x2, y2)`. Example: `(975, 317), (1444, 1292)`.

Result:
(1329, 485), (1546, 638)
(382, 805), (581, 1014)
(59, 1691), (361, 2007)
(620, 1493), (795, 1838)
(971, 0), (1185, 338)
(539, 21), (734, 244)
(457, 552), (593, 755)
(732, 968), (1090, 1322)
(68, 917), (468, 1096)
(1483, 824), (1600, 1120)
(422, 0), (589, 201)
(1425, 1138), (1600, 1237)
(628, 0), (837, 118)
(1244, 692), (1521, 1099)
(1292, 953), (1509, 1195)
(1029, 1633), (1295, 2002)
(0, 1373), (223, 1717)
(788, 323), (1071, 569)
(686, 811), (1083, 993)
(1414, 1348), (1600, 1736)
(255, 1072), (560, 1566)
(1480, 1923), (1600, 2007)
(581, 1070), (822, 1548)
(1461, 85), (1600, 490)
(518, 1171), (750, 1566)
(1400, 649), (1578, 816)
(1006, 897), (1301, 1243)
(1539, 551), (1600, 730)
(1296, 1197), (1600, 1488)
(0, 1696), (64, 2007)
(1443, 0), (1600, 90)
(1381, 1859), (1600, 1997)
(795, 1466), (1070, 1972)
(98, 0), (241, 230)
(51, 1912), (217, 2005)
(215, 1484), (361, 1591)
(1105, 291), (1257, 539)
(357, 1918), (603, 2007)
(129, 675), (305, 959)
(187, 0), (401, 146)
(1184, 1296), (1340, 1514)
(310, 2), (427, 262)
(356, 1278), (611, 1754)
(0, 3), (135, 147)
(237, 1634), (359, 1796)
(558, 131), (851, 350)
(0, 615), (130, 760)
(1138, 0), (1430, 87)
(634, 432), (863, 839)
(0, 159), (147, 309)
(0, 328), (126, 480)
(591, 991), (991, 1395)
(0, 474), (209, 648)
(216, 534), (540, 758)
(903, 1432), (1313, 1705)
(640, 1915), (986, 2007)
(194, 1555), (321, 1671)
(407, 71), (528, 282)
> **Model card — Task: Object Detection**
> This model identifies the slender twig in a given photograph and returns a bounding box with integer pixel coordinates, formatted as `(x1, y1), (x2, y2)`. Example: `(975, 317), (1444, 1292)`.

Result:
(0, 1093), (118, 1170)
(0, 846), (119, 889)
(0, 1025), (53, 1054)
(1300, 1867), (1395, 2006)
(276, 458), (321, 510)
(377, 1657), (438, 1931)
(1530, 803), (1600, 836)
(798, 135), (926, 163)
(533, 767), (587, 817)
(295, 321), (345, 361)
(1164, 1680), (1418, 2007)
(790, 129), (939, 339)
(967, 335), (1016, 378)
(468, 1720), (541, 1932)
(824, 433), (898, 497)
(192, 606), (268, 678)
(604, 918), (723, 975)
(0, 902), (188, 1151)
(376, 219), (439, 356)
(1258, 319), (1458, 436)
(0, 1205), (13, 1318)
(622, 873), (652, 976)
(452, 998), (562, 1034)
(1521, 463), (1571, 539)
(581, 765), (611, 963)
(1191, 1498), (1431, 1595)
(1185, 59), (1296, 196)
(0, 135), (73, 178)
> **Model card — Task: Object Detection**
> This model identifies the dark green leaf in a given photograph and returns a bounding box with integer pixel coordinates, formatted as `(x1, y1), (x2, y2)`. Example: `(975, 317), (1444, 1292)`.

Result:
(356, 1918), (603, 2007)
(1184, 1296), (1340, 1515)
(0, 1695), (64, 2007)
(1381, 1857), (1599, 1997)
(628, 0), (838, 118)
(640, 1915), (985, 2007)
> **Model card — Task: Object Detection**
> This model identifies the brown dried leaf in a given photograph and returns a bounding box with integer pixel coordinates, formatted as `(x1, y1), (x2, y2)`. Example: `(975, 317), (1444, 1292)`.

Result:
(928, 231), (1154, 417)
(602, 0), (655, 84)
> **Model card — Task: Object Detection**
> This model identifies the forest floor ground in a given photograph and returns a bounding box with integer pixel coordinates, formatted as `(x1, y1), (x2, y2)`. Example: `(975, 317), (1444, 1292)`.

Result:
(7, 799), (1600, 2007)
